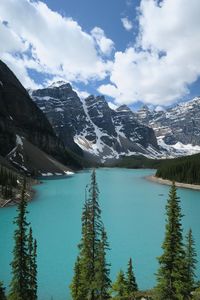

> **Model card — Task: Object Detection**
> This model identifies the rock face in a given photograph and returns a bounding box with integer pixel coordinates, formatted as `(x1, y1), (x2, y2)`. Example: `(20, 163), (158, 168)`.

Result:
(136, 97), (200, 156)
(31, 82), (160, 161)
(0, 60), (79, 174)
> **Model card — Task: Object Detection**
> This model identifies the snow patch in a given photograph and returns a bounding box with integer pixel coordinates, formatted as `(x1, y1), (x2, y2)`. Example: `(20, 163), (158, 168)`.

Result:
(16, 135), (23, 147)
(158, 138), (200, 157)
(64, 171), (74, 175)
(55, 107), (64, 112)
(41, 172), (53, 176)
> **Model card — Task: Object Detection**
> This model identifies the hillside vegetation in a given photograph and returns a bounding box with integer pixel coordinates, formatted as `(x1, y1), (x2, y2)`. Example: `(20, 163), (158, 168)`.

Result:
(156, 153), (200, 184)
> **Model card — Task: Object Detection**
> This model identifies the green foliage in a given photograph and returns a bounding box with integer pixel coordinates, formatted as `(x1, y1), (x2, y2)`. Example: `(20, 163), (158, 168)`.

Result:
(94, 228), (111, 300)
(156, 153), (200, 184)
(0, 166), (18, 199)
(8, 179), (37, 300)
(185, 229), (197, 296)
(112, 270), (127, 298)
(108, 155), (162, 169)
(70, 169), (111, 300)
(126, 258), (138, 297)
(156, 183), (189, 299)
(193, 287), (200, 300)
(27, 228), (38, 300)
(0, 282), (6, 300)
(9, 180), (30, 300)
(70, 256), (83, 300)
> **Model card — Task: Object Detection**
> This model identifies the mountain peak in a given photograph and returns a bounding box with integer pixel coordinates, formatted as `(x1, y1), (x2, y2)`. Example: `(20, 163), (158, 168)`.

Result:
(49, 81), (72, 89)
(116, 104), (132, 113)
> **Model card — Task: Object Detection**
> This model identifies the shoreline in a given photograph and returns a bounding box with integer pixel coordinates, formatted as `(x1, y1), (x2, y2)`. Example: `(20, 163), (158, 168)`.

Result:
(146, 175), (200, 191)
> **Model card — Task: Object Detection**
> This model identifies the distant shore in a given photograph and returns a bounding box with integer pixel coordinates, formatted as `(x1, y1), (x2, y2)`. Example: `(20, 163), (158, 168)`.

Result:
(146, 175), (200, 191)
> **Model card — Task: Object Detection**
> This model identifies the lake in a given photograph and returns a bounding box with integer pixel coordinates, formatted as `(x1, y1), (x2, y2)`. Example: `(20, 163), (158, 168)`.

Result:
(0, 168), (200, 299)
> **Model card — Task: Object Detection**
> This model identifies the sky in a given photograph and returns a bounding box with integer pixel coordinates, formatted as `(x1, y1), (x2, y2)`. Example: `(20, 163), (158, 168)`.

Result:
(0, 0), (200, 109)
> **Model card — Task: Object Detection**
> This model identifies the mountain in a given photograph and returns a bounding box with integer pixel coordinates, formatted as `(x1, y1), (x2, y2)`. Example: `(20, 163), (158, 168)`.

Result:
(31, 82), (160, 162)
(136, 97), (200, 157)
(0, 60), (80, 175)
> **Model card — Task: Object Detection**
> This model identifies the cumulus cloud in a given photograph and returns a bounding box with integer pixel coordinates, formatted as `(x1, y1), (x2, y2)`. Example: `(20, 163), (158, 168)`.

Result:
(74, 89), (90, 100)
(121, 17), (133, 31)
(91, 27), (114, 56)
(0, 0), (113, 88)
(100, 0), (200, 106)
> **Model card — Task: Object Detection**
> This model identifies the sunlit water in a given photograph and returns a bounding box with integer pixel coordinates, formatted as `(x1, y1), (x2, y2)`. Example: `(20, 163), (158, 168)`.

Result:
(0, 168), (200, 299)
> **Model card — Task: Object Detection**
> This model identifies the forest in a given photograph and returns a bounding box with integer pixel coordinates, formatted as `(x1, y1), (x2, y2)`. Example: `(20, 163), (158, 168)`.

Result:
(156, 153), (200, 184)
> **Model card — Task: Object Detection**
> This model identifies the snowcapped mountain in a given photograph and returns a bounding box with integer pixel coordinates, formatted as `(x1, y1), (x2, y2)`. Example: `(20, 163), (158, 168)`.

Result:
(30, 82), (160, 162)
(136, 97), (200, 157)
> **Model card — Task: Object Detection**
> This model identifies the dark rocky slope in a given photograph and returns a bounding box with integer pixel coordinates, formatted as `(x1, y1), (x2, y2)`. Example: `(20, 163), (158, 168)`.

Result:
(0, 60), (81, 173)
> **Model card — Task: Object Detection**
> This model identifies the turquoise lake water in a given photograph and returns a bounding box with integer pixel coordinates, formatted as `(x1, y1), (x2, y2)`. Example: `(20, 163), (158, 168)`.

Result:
(0, 168), (200, 299)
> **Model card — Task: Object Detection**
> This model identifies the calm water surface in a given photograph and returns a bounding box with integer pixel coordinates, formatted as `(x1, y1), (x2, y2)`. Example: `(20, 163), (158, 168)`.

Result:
(0, 168), (200, 299)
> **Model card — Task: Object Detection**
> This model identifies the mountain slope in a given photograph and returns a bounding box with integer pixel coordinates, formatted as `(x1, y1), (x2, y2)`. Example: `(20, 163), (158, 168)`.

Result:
(0, 60), (81, 174)
(31, 82), (160, 162)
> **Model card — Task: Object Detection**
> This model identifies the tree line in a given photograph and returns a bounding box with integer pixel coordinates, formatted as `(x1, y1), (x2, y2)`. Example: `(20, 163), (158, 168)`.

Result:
(0, 170), (200, 299)
(0, 167), (18, 200)
(156, 153), (200, 184)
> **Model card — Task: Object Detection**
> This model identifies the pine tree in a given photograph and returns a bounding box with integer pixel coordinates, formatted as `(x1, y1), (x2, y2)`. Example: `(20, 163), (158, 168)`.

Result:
(0, 282), (6, 300)
(32, 239), (37, 300)
(75, 196), (92, 299)
(70, 170), (110, 300)
(185, 229), (197, 297)
(156, 182), (187, 300)
(27, 228), (37, 300)
(94, 228), (111, 300)
(112, 270), (127, 298)
(9, 179), (30, 300)
(81, 169), (102, 299)
(126, 258), (138, 298)
(70, 256), (83, 300)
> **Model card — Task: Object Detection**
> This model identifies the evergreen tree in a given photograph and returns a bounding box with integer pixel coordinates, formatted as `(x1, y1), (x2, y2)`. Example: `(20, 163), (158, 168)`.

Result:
(185, 229), (197, 297)
(9, 179), (30, 300)
(126, 258), (138, 297)
(80, 169), (102, 300)
(112, 270), (126, 298)
(76, 196), (92, 299)
(32, 239), (37, 300)
(70, 256), (82, 300)
(94, 228), (111, 300)
(70, 170), (110, 300)
(0, 282), (6, 300)
(156, 182), (187, 300)
(27, 228), (37, 300)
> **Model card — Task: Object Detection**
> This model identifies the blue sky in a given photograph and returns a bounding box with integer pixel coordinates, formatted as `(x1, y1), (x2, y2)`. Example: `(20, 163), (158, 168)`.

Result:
(1, 0), (200, 109)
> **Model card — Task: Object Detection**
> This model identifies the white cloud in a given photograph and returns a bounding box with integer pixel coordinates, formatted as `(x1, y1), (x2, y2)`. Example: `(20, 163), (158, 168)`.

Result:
(74, 89), (90, 100)
(1, 53), (41, 89)
(91, 27), (114, 56)
(0, 0), (112, 87)
(101, 0), (200, 106)
(121, 17), (133, 31)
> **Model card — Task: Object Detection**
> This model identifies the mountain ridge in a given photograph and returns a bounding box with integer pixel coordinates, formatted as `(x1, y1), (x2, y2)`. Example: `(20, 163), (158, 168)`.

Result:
(31, 82), (160, 162)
